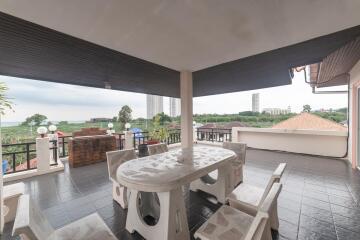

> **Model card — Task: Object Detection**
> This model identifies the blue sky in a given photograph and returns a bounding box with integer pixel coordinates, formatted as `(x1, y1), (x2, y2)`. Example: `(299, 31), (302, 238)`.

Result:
(0, 71), (347, 122)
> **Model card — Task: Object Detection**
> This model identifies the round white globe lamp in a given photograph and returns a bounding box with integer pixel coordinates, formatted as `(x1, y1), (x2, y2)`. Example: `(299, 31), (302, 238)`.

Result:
(125, 123), (131, 131)
(37, 126), (48, 138)
(49, 125), (57, 133)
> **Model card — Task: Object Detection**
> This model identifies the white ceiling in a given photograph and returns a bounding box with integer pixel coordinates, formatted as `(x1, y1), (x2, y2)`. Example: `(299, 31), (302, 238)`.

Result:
(1, 0), (360, 71)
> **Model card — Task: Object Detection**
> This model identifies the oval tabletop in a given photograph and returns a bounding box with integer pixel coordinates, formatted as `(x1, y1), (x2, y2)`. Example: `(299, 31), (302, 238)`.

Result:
(116, 146), (236, 192)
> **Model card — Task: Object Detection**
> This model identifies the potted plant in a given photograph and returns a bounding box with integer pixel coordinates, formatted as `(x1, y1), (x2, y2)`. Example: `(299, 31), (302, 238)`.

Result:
(149, 127), (169, 144)
(147, 114), (169, 144)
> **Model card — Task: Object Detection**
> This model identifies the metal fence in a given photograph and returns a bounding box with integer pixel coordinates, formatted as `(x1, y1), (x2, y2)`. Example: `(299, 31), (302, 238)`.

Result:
(58, 135), (71, 157)
(196, 128), (232, 142)
(2, 140), (59, 175)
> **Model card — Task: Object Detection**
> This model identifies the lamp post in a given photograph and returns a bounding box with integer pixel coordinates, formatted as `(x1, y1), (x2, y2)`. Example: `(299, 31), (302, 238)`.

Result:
(37, 126), (48, 138)
(49, 124), (57, 134)
(29, 120), (35, 136)
(107, 122), (115, 135)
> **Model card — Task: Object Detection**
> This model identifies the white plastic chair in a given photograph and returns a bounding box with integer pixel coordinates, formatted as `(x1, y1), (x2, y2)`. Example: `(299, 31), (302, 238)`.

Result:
(147, 143), (168, 155)
(227, 163), (286, 230)
(222, 142), (246, 188)
(195, 183), (282, 240)
(106, 149), (137, 208)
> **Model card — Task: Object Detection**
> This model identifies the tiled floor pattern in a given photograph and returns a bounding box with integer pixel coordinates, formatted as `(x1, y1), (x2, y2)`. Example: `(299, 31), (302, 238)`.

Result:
(3, 148), (360, 240)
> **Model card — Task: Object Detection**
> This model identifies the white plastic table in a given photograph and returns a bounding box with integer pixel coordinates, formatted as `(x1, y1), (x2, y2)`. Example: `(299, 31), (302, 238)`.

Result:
(116, 146), (236, 240)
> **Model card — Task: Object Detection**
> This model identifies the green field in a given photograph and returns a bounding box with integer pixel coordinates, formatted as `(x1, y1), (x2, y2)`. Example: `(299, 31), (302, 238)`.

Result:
(1, 109), (347, 145)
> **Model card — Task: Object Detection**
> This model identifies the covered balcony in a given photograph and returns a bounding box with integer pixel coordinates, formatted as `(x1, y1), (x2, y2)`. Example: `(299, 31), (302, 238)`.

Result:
(0, 1), (360, 240)
(2, 148), (360, 240)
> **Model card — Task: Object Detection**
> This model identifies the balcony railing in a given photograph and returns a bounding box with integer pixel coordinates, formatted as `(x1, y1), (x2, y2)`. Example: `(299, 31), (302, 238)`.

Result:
(23, 128), (228, 162)
(58, 135), (71, 157)
(196, 128), (232, 142)
(2, 140), (59, 175)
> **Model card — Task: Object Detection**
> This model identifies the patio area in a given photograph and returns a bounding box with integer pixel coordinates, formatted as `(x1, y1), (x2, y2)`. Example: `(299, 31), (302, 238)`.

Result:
(3, 147), (360, 240)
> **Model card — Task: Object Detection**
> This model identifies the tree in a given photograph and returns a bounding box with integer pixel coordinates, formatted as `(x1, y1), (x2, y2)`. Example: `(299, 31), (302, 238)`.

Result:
(0, 82), (13, 115)
(22, 114), (47, 126)
(118, 105), (132, 125)
(303, 104), (311, 113)
(153, 112), (171, 126)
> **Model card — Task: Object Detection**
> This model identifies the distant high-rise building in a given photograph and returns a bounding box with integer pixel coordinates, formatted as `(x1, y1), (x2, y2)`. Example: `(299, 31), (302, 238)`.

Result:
(252, 93), (260, 112)
(146, 94), (163, 119)
(169, 98), (181, 117)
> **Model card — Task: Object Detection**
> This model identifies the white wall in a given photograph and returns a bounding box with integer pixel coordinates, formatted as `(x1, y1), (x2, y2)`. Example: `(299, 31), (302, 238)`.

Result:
(348, 60), (360, 167)
(233, 127), (347, 158)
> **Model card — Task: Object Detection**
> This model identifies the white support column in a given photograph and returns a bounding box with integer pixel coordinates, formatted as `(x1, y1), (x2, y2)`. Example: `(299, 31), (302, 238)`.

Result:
(36, 137), (51, 172)
(124, 131), (133, 150)
(180, 71), (193, 150)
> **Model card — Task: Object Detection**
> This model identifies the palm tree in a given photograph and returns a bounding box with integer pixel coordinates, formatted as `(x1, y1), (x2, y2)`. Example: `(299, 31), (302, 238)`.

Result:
(0, 83), (13, 115)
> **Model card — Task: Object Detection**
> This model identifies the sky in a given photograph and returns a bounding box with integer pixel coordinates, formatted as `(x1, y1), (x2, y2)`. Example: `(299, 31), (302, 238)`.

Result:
(0, 71), (348, 122)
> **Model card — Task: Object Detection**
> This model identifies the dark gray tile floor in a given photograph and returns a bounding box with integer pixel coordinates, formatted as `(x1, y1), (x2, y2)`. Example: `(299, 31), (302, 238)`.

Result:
(3, 148), (360, 240)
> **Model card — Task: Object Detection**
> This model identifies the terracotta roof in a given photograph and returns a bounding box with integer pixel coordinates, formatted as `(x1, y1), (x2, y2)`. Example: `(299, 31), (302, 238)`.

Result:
(272, 112), (347, 131)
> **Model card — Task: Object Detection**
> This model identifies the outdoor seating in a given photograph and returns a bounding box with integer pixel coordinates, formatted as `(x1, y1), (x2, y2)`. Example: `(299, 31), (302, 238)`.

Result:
(227, 163), (286, 230)
(222, 142), (247, 188)
(12, 194), (117, 240)
(194, 183), (282, 240)
(147, 143), (168, 155)
(3, 182), (25, 223)
(106, 149), (137, 209)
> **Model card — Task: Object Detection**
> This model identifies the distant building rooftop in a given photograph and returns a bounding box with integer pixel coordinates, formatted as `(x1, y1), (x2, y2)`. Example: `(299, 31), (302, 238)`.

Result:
(199, 121), (248, 130)
(272, 112), (347, 131)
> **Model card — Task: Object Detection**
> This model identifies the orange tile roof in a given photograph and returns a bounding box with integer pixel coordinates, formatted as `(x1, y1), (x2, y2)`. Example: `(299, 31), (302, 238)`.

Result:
(272, 112), (347, 131)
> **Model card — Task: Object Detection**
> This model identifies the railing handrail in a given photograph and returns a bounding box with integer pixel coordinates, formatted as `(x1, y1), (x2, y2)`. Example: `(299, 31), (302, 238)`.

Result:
(2, 142), (36, 147)
(197, 128), (232, 131)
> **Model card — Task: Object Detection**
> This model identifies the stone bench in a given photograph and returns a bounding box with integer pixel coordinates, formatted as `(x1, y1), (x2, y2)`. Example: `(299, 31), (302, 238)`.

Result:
(12, 194), (117, 240)
(4, 182), (25, 223)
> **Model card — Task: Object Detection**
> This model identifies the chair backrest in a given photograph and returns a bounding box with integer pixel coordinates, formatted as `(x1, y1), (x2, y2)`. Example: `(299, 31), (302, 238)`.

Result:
(259, 183), (282, 214)
(12, 194), (55, 240)
(244, 211), (269, 240)
(147, 143), (168, 155)
(106, 149), (137, 181)
(222, 142), (246, 164)
(260, 163), (286, 205)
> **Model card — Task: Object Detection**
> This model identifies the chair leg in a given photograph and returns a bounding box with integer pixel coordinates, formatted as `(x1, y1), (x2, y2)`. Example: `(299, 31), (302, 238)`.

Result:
(270, 202), (279, 231)
(233, 165), (243, 188)
(112, 183), (128, 209)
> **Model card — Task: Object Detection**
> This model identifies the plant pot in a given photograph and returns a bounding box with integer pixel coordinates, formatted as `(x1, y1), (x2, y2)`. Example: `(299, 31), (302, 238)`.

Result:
(2, 160), (8, 174)
(145, 140), (160, 145)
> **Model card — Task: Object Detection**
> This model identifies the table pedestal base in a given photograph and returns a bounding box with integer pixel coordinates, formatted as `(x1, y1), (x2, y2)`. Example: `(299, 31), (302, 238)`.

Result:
(112, 182), (128, 209)
(190, 163), (232, 203)
(126, 187), (190, 240)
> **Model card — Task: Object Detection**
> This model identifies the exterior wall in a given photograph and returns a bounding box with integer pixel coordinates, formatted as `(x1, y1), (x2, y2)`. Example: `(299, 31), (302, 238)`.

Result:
(232, 127), (347, 158)
(349, 60), (360, 168)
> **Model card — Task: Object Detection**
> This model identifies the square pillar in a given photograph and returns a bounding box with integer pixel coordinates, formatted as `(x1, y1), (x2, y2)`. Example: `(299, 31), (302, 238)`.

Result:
(180, 71), (193, 149)
(36, 137), (51, 172)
